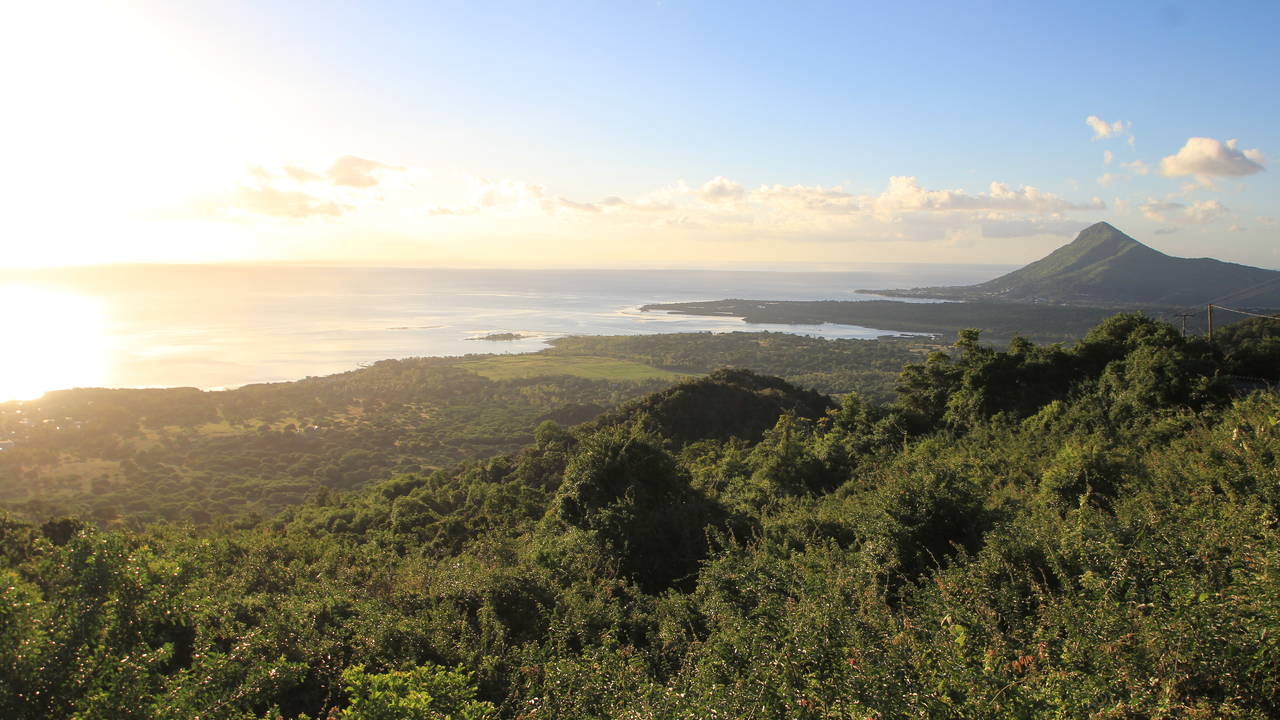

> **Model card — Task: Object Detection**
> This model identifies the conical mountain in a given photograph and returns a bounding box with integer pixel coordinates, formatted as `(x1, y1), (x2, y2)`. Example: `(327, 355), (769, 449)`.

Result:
(872, 222), (1280, 307)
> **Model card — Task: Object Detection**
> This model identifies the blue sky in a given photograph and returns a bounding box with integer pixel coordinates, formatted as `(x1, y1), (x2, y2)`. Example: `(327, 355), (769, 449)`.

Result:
(5, 0), (1277, 267)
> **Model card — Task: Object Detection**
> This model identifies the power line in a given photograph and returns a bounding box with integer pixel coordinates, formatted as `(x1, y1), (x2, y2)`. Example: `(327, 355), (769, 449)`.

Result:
(1208, 304), (1280, 321)
(1206, 304), (1280, 342)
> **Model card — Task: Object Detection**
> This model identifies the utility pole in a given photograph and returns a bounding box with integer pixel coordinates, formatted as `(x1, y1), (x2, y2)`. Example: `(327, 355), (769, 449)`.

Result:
(1207, 304), (1214, 342)
(1175, 312), (1194, 336)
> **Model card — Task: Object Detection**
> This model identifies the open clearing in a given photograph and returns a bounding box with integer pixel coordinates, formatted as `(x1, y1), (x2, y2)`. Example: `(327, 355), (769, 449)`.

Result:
(457, 354), (692, 382)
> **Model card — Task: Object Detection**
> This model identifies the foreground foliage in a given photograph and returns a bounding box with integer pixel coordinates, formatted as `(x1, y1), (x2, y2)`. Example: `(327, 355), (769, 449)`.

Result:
(2, 314), (1279, 718)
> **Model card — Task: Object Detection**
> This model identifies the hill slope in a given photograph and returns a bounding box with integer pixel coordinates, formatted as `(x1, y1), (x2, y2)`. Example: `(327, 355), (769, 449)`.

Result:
(869, 222), (1280, 307)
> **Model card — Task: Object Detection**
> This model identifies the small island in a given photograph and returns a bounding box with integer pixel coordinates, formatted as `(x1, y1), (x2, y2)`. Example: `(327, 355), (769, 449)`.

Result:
(468, 332), (531, 341)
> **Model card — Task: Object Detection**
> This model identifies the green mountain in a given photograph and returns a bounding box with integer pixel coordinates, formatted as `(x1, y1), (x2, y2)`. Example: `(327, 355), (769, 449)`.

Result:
(871, 222), (1280, 307)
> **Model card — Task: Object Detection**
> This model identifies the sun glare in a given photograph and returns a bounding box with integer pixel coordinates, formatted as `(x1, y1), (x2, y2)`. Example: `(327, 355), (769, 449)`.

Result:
(0, 286), (111, 402)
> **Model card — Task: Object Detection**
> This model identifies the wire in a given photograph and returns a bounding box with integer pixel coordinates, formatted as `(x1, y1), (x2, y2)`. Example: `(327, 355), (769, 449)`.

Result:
(1208, 305), (1280, 320)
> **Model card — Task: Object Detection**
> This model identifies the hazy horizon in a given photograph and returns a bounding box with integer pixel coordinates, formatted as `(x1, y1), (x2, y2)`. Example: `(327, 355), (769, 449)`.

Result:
(0, 264), (1008, 402)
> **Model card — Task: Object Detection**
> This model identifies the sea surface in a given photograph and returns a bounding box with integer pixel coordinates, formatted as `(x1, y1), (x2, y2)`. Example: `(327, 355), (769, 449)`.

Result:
(0, 264), (1013, 401)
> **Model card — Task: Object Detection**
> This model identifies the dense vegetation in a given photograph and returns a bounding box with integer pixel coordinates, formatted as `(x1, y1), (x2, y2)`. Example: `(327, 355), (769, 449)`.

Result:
(3, 313), (1278, 718)
(0, 357), (671, 526)
(546, 331), (924, 401)
(0, 333), (922, 525)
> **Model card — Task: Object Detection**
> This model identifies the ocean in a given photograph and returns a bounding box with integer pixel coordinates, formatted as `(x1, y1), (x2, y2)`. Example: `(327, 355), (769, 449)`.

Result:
(0, 264), (1013, 401)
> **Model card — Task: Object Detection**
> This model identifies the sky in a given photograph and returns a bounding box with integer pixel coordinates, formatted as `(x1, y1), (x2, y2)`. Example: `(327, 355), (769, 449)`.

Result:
(3, 0), (1277, 269)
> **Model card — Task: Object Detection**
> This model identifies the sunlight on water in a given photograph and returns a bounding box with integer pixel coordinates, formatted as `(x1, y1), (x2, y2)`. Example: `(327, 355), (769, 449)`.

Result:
(0, 285), (110, 401)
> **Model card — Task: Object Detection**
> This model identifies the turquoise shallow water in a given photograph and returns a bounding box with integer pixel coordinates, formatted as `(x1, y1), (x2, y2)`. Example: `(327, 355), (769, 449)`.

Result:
(1, 264), (1012, 397)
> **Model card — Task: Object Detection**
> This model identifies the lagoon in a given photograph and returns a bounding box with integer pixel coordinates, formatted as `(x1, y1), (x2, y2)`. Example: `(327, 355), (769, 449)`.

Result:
(0, 264), (1011, 401)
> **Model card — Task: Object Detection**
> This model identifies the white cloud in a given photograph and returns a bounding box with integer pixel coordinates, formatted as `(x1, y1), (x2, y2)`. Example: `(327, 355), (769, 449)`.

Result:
(869, 176), (1103, 218)
(1160, 137), (1265, 178)
(1103, 150), (1114, 165)
(1086, 115), (1132, 142)
(1139, 198), (1227, 224)
(1097, 173), (1122, 187)
(696, 176), (746, 204)
(752, 184), (857, 213)
(411, 170), (1110, 249)
(1185, 199), (1227, 223)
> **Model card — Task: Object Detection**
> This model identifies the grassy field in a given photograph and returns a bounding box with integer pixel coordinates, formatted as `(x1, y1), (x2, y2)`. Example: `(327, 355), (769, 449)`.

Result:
(457, 354), (692, 382)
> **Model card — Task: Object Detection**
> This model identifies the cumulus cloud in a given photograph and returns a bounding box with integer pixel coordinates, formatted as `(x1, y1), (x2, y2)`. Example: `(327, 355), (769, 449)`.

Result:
(752, 184), (857, 213)
(1139, 198), (1227, 224)
(1185, 199), (1227, 223)
(1103, 150), (1114, 165)
(1097, 173), (1122, 187)
(869, 176), (1103, 217)
(1086, 115), (1132, 143)
(413, 170), (1110, 249)
(1160, 137), (1265, 178)
(697, 176), (746, 203)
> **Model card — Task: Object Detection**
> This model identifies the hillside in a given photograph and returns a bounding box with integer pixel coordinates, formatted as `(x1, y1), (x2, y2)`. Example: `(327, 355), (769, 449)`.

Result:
(868, 221), (1280, 307)
(0, 333), (923, 525)
(4, 313), (1280, 719)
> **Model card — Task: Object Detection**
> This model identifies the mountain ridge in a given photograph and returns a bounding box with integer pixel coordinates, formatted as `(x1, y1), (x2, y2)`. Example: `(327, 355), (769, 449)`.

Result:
(866, 222), (1280, 308)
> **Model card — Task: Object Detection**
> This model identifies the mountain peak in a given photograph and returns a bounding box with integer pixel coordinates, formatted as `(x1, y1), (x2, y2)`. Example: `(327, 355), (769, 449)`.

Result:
(1066, 221), (1144, 252)
(985, 222), (1159, 291)
(866, 223), (1280, 307)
